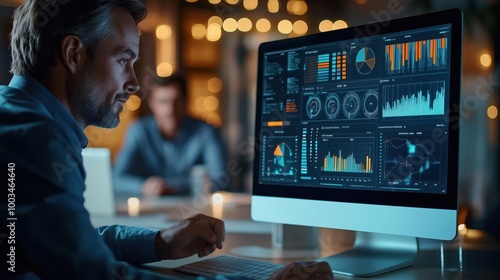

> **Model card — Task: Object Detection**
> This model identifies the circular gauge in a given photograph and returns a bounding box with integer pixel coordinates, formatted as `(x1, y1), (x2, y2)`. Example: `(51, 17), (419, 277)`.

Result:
(342, 91), (361, 119)
(355, 47), (376, 75)
(363, 90), (378, 118)
(306, 95), (321, 119)
(325, 93), (341, 119)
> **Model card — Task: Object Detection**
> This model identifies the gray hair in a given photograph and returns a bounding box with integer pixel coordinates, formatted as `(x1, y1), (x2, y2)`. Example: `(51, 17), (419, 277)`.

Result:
(10, 0), (147, 78)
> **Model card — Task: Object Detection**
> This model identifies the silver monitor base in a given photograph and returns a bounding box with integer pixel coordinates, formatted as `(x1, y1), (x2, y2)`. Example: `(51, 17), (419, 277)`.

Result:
(231, 224), (318, 260)
(318, 232), (418, 277)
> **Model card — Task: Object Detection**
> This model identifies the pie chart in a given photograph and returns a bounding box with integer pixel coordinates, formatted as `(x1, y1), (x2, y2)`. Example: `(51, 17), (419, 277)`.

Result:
(356, 47), (376, 75)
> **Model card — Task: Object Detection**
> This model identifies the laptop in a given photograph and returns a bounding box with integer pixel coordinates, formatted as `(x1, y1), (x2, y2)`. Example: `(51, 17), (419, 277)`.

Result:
(81, 147), (116, 217)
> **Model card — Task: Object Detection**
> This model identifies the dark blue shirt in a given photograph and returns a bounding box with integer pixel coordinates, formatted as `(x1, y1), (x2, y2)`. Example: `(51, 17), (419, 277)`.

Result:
(0, 75), (246, 279)
(113, 115), (226, 196)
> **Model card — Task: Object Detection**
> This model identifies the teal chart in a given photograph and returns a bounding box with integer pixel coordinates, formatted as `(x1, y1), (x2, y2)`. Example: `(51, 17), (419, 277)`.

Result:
(382, 81), (445, 118)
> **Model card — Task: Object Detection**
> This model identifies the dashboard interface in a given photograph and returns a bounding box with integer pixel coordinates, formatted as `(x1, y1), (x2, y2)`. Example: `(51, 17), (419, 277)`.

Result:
(257, 24), (453, 195)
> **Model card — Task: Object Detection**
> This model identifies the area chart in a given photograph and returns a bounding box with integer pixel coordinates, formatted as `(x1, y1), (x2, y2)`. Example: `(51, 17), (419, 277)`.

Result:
(382, 81), (445, 117)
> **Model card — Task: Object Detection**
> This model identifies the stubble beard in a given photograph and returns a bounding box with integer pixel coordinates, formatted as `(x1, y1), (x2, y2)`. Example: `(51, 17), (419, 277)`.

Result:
(68, 69), (120, 129)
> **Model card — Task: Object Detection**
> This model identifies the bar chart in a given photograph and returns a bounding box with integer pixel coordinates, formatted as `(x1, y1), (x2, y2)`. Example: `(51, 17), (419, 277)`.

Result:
(322, 144), (373, 174)
(385, 37), (448, 75)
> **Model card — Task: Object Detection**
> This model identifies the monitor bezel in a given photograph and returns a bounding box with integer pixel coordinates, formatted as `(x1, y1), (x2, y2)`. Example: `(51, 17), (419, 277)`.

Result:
(252, 9), (462, 211)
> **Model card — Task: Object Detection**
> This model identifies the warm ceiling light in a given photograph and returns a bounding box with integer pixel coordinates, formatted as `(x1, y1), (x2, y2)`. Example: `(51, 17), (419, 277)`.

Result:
(209, 0), (222, 4)
(287, 0), (307, 15)
(223, 18), (238, 32)
(256, 18), (271, 33)
(293, 20), (308, 35)
(480, 53), (492, 67)
(203, 96), (220, 111)
(333, 20), (348, 30)
(192, 24), (207, 39)
(268, 0), (279, 13)
(208, 77), (223, 93)
(319, 20), (333, 32)
(208, 16), (223, 26)
(157, 62), (173, 77)
(243, 0), (258, 10)
(226, 0), (239, 4)
(195, 96), (206, 111)
(238, 17), (253, 32)
(487, 105), (498, 119)
(125, 95), (142, 111)
(206, 23), (222, 41)
(156, 25), (172, 40)
(278, 20), (293, 34)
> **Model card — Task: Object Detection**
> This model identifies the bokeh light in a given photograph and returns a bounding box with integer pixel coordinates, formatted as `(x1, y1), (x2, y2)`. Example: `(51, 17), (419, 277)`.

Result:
(243, 0), (258, 10)
(223, 18), (238, 32)
(156, 25), (172, 40)
(208, 77), (223, 93)
(293, 20), (308, 35)
(256, 18), (271, 33)
(319, 20), (333, 32)
(333, 20), (348, 30)
(238, 18), (253, 32)
(157, 62), (173, 77)
(480, 53), (492, 67)
(268, 0), (279, 13)
(191, 24), (206, 39)
(278, 20), (293, 34)
(125, 95), (141, 111)
(487, 105), (498, 119)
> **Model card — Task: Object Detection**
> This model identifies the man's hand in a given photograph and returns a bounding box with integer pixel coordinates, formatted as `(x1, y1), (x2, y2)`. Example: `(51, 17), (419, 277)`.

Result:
(269, 261), (334, 280)
(141, 176), (174, 196)
(154, 214), (225, 260)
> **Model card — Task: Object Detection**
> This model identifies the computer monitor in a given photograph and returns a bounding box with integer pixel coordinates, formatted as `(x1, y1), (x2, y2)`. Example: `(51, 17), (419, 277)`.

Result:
(251, 8), (462, 276)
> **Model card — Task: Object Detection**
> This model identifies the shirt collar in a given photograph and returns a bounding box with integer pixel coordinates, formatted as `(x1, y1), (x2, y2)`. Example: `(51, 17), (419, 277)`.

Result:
(9, 75), (88, 148)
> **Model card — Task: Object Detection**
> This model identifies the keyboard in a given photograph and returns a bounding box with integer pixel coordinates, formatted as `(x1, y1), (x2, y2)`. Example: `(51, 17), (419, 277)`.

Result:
(173, 255), (284, 279)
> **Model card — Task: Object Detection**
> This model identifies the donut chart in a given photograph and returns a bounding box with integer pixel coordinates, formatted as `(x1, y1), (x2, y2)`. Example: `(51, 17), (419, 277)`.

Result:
(325, 93), (341, 119)
(356, 47), (376, 75)
(306, 95), (321, 119)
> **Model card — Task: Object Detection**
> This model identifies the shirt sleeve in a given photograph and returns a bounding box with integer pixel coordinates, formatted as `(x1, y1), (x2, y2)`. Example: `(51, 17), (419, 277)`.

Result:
(113, 122), (149, 196)
(0, 121), (177, 280)
(96, 225), (159, 264)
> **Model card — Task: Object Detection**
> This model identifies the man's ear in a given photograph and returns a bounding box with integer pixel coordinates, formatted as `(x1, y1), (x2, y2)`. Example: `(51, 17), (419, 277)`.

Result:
(60, 35), (86, 74)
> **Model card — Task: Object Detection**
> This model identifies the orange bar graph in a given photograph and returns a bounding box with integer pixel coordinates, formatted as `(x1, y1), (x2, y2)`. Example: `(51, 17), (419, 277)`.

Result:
(388, 45), (393, 71)
(318, 62), (329, 68)
(386, 37), (447, 74)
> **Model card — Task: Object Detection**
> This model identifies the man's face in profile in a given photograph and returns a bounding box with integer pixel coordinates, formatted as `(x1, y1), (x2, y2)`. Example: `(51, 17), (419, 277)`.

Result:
(68, 7), (140, 128)
(148, 84), (187, 131)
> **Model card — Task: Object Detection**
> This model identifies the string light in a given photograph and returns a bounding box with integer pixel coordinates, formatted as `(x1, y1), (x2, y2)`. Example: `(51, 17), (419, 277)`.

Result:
(278, 20), (293, 34)
(487, 105), (498, 119)
(223, 18), (238, 32)
(480, 53), (492, 67)
(156, 25), (172, 39)
(256, 18), (271, 33)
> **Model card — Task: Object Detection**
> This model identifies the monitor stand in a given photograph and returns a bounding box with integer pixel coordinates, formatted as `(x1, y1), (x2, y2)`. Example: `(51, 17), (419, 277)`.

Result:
(231, 224), (318, 260)
(318, 231), (418, 277)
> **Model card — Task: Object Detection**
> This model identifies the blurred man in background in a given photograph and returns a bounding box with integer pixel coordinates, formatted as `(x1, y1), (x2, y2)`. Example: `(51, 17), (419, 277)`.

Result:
(113, 74), (227, 197)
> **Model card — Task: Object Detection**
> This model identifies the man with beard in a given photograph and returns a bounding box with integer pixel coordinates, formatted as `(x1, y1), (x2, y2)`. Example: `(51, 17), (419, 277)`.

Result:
(0, 1), (333, 279)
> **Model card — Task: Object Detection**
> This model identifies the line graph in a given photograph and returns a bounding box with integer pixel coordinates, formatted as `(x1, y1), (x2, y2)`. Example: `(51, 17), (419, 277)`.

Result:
(383, 136), (441, 185)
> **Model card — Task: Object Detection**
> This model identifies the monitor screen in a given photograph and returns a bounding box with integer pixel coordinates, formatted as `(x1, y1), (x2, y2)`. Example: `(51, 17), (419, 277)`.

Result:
(251, 9), (462, 271)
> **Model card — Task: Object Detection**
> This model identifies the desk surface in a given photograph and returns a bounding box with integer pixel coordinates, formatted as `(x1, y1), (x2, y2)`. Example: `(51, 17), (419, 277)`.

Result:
(90, 192), (500, 280)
